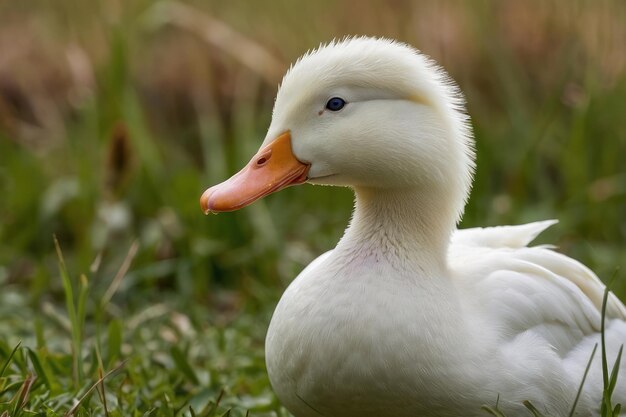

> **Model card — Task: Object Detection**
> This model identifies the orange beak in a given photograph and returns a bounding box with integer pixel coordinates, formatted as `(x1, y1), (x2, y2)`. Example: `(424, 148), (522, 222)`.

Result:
(200, 131), (310, 213)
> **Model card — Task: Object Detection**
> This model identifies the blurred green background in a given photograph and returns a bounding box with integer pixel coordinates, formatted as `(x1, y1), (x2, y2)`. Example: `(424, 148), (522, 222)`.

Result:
(1, 0), (625, 415)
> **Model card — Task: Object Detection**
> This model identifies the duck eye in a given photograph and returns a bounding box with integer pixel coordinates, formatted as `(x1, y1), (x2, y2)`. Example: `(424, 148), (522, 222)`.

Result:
(325, 97), (346, 111)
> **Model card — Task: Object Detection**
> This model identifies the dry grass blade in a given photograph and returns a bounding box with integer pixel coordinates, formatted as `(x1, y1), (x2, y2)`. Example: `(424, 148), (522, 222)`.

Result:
(203, 389), (226, 415)
(481, 404), (507, 417)
(64, 360), (127, 417)
(150, 1), (284, 84)
(97, 367), (110, 417)
(11, 374), (36, 416)
(100, 240), (140, 308)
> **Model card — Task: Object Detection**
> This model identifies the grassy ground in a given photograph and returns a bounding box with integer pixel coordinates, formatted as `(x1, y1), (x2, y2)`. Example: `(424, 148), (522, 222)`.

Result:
(1, 0), (626, 415)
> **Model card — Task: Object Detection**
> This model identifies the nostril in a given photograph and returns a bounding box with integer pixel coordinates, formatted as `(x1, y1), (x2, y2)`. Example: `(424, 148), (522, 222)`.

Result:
(256, 155), (270, 166)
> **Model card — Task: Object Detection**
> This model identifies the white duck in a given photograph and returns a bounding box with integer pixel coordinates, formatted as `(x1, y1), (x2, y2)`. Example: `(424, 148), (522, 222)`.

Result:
(200, 37), (626, 416)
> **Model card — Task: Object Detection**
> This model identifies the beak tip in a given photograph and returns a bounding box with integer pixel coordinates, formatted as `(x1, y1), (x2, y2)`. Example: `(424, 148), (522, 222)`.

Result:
(199, 131), (307, 215)
(200, 189), (213, 214)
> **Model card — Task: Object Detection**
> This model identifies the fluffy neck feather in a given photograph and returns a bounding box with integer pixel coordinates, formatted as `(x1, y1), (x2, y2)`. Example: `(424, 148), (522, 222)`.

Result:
(335, 185), (456, 275)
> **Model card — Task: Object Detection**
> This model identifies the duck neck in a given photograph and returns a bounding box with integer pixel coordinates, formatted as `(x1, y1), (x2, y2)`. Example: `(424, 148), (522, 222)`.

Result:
(336, 186), (456, 273)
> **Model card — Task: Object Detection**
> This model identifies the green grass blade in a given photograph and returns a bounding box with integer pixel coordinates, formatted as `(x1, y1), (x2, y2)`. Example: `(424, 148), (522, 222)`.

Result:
(25, 348), (51, 390)
(0, 341), (21, 378)
(601, 285), (610, 390)
(607, 344), (623, 396)
(34, 318), (45, 350)
(602, 391), (611, 416)
(54, 236), (83, 386)
(600, 271), (621, 416)
(75, 274), (89, 382)
(107, 320), (123, 365)
(568, 343), (597, 417)
(77, 274), (88, 337)
(169, 346), (199, 385)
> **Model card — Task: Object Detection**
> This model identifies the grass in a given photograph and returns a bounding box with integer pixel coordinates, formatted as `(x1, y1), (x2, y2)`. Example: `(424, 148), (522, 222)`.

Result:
(0, 239), (284, 416)
(600, 277), (624, 417)
(0, 0), (626, 415)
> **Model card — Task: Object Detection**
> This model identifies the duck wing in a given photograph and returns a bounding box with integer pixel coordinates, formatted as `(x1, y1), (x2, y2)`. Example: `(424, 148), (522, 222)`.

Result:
(449, 220), (626, 353)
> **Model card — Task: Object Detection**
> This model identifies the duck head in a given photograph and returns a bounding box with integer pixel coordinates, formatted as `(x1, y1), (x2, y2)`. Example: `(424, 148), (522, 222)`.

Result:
(201, 37), (475, 225)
